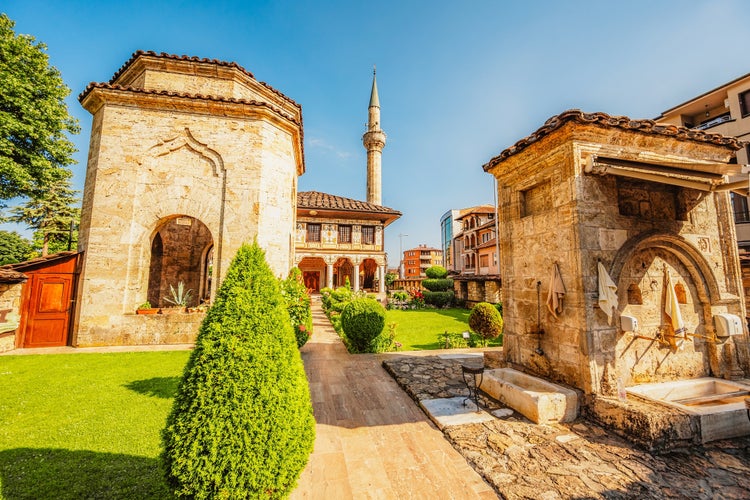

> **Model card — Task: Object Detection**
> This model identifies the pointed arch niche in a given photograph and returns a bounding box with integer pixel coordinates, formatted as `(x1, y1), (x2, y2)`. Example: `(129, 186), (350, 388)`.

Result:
(147, 216), (214, 307)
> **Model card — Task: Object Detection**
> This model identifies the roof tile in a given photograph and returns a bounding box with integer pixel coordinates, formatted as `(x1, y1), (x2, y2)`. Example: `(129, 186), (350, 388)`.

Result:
(483, 109), (745, 171)
(297, 191), (400, 215)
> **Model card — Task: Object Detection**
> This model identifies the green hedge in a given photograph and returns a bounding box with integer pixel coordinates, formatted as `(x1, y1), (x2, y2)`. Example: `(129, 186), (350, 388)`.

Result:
(281, 267), (313, 348)
(422, 278), (453, 292)
(425, 266), (448, 279)
(469, 302), (504, 343)
(341, 298), (386, 352)
(162, 243), (315, 499)
(423, 290), (454, 308)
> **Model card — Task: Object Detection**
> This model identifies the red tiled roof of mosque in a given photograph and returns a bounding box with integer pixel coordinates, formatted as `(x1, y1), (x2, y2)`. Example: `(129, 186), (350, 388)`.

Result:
(483, 109), (745, 171)
(297, 191), (400, 215)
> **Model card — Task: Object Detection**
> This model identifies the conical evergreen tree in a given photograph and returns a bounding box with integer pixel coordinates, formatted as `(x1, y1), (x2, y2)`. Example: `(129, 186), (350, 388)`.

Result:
(162, 243), (315, 499)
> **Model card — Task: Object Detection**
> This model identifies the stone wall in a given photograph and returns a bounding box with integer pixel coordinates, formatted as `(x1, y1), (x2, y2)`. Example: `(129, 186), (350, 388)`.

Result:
(74, 54), (303, 346)
(0, 282), (23, 353)
(487, 121), (748, 395)
(453, 278), (502, 307)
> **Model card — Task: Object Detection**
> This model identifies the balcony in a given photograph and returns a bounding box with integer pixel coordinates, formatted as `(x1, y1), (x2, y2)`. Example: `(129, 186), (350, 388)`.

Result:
(695, 113), (731, 131)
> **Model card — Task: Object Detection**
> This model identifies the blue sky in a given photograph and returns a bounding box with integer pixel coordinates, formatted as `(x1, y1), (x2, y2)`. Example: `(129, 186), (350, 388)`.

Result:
(3, 0), (749, 263)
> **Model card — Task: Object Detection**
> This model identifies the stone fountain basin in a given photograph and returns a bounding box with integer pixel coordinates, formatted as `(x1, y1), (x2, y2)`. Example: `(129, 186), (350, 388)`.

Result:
(626, 378), (750, 443)
(479, 368), (578, 424)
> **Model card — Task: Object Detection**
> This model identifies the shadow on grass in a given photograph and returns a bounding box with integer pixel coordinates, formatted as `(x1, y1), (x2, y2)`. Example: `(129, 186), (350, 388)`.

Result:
(0, 448), (172, 499)
(125, 377), (181, 399)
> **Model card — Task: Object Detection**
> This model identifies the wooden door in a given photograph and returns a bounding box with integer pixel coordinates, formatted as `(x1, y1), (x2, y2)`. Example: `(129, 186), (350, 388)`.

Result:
(303, 271), (320, 292)
(22, 274), (74, 347)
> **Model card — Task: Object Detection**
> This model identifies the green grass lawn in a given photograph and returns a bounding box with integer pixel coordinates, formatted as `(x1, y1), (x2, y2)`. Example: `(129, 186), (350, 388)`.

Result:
(0, 351), (191, 499)
(385, 308), (502, 351)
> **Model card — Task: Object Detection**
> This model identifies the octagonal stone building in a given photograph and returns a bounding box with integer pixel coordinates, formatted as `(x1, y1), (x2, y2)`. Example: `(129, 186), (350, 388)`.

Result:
(73, 51), (304, 346)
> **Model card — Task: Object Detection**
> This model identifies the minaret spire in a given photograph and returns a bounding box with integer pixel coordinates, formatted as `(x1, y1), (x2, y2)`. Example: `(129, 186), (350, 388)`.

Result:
(363, 67), (386, 205)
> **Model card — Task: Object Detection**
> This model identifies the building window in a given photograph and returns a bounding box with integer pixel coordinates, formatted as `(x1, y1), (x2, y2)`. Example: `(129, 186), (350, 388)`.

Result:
(362, 226), (375, 245)
(740, 90), (750, 117)
(338, 225), (351, 243)
(306, 223), (321, 242)
(732, 193), (750, 223)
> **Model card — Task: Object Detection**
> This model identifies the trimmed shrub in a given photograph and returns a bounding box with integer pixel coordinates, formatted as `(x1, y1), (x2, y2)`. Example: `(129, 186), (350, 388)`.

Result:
(281, 267), (313, 348)
(425, 266), (448, 279)
(341, 297), (386, 352)
(423, 290), (454, 308)
(469, 302), (504, 343)
(162, 243), (315, 499)
(422, 278), (453, 292)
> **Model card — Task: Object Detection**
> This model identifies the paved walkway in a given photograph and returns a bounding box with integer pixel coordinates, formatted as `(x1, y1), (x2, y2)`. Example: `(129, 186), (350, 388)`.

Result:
(291, 300), (496, 499)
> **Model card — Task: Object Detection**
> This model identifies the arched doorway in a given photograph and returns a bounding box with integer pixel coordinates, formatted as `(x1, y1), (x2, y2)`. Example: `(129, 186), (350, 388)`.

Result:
(360, 259), (378, 290)
(298, 257), (326, 292)
(147, 216), (213, 307)
(334, 258), (354, 288)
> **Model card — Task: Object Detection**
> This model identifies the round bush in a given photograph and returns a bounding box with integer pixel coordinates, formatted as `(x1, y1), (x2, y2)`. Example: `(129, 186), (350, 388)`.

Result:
(162, 243), (315, 498)
(425, 266), (448, 279)
(469, 302), (504, 340)
(423, 290), (454, 307)
(341, 298), (386, 352)
(422, 278), (453, 292)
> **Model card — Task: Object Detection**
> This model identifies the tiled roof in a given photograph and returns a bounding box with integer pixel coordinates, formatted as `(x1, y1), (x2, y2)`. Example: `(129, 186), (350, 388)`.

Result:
(457, 205), (495, 218)
(2, 251), (80, 273)
(77, 83), (302, 127)
(297, 191), (400, 215)
(86, 50), (299, 109)
(483, 109), (745, 171)
(0, 268), (27, 283)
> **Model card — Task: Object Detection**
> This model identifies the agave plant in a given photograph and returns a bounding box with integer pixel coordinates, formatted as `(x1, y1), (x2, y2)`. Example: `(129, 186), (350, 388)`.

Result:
(164, 281), (193, 307)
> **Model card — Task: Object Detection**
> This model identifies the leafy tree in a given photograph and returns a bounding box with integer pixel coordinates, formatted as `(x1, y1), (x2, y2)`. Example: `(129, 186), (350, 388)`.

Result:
(469, 302), (504, 345)
(0, 14), (79, 207)
(425, 266), (448, 279)
(7, 176), (79, 256)
(281, 267), (313, 348)
(341, 297), (386, 352)
(0, 230), (32, 264)
(162, 243), (315, 499)
(384, 271), (397, 288)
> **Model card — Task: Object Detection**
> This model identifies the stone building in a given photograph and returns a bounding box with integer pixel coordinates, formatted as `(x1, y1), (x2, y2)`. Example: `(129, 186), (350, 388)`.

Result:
(73, 51), (304, 346)
(295, 72), (400, 293)
(485, 110), (749, 396)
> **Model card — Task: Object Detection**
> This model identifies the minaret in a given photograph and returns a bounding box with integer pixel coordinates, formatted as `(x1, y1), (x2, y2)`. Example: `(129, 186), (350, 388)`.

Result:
(362, 67), (386, 206)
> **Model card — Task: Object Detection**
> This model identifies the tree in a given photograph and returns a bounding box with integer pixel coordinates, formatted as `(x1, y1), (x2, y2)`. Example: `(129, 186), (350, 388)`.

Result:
(341, 297), (386, 352)
(0, 230), (32, 265)
(162, 243), (315, 499)
(7, 176), (79, 256)
(469, 302), (504, 345)
(281, 267), (313, 348)
(0, 14), (79, 207)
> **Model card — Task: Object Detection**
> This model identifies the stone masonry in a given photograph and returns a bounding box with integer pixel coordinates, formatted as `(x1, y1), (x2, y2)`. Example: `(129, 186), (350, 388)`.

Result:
(73, 51), (304, 346)
(484, 110), (749, 395)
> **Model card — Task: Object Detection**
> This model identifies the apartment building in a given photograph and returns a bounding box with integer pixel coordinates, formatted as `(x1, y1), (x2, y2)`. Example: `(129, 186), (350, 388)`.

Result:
(402, 244), (443, 278)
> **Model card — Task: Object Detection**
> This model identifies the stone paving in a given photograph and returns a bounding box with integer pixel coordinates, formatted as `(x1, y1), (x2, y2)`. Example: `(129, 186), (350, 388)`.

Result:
(383, 355), (750, 500)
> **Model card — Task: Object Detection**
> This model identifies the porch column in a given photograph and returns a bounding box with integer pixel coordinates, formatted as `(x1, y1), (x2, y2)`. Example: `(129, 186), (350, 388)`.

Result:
(378, 264), (386, 293)
(326, 262), (334, 289)
(353, 260), (361, 292)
